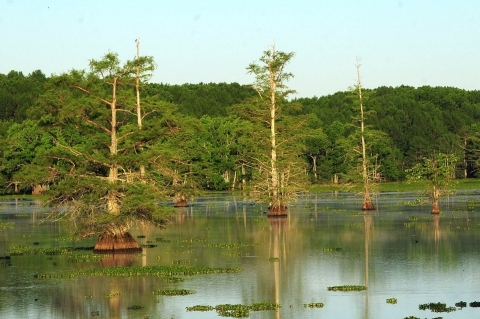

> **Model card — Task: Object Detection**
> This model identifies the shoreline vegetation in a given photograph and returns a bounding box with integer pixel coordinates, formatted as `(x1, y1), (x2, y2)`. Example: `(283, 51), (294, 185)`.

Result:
(2, 179), (478, 201)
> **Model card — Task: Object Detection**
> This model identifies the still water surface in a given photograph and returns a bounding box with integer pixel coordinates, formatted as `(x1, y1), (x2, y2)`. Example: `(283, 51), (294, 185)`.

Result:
(1, 191), (480, 319)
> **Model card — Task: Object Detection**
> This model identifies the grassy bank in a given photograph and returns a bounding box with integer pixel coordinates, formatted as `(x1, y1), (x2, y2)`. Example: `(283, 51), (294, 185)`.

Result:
(309, 179), (480, 193)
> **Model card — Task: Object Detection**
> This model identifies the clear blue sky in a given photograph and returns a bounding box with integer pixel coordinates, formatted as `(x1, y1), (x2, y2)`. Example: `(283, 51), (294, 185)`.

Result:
(1, 0), (479, 98)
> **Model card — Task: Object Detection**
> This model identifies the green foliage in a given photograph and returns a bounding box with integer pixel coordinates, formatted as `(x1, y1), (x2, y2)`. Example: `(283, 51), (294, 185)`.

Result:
(0, 70), (47, 122)
(406, 153), (458, 209)
(144, 82), (256, 117)
(2, 62), (480, 192)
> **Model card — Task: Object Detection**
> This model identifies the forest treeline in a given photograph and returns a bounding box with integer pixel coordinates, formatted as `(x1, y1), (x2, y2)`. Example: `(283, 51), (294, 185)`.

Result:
(1, 69), (480, 194)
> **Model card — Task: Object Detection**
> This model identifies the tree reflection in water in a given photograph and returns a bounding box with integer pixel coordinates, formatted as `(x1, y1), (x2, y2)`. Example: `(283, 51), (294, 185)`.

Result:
(269, 217), (287, 319)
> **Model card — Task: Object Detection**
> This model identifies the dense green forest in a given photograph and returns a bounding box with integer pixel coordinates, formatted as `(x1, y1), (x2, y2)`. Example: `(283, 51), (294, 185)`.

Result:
(1, 69), (480, 195)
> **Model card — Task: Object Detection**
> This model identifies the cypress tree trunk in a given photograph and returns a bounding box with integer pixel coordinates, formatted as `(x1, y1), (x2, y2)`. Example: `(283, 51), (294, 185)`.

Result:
(356, 57), (374, 211)
(95, 76), (141, 252)
(174, 192), (189, 207)
(431, 185), (440, 214)
(94, 232), (142, 253)
(268, 44), (286, 217)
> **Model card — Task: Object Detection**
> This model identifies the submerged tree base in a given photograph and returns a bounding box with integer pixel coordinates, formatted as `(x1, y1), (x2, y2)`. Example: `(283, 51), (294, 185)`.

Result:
(362, 200), (375, 210)
(431, 203), (440, 214)
(268, 204), (287, 217)
(174, 199), (189, 207)
(93, 232), (143, 253)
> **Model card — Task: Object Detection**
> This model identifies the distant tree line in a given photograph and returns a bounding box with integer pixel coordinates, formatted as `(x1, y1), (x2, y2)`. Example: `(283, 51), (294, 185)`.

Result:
(1, 69), (480, 194)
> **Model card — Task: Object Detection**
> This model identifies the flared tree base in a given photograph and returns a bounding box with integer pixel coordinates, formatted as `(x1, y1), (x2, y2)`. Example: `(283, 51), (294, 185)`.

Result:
(431, 203), (440, 214)
(362, 200), (375, 210)
(93, 232), (143, 254)
(174, 199), (189, 207)
(268, 204), (288, 217)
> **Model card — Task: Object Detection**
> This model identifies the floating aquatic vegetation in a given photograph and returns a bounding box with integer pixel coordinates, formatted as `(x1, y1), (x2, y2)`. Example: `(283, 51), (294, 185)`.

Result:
(165, 250), (194, 254)
(91, 311), (100, 316)
(204, 242), (264, 249)
(182, 238), (206, 243)
(153, 289), (195, 296)
(35, 265), (242, 279)
(8, 245), (72, 256)
(127, 305), (143, 310)
(268, 257), (279, 262)
(249, 302), (280, 311)
(221, 252), (250, 257)
(215, 304), (251, 317)
(186, 305), (214, 312)
(186, 302), (280, 317)
(418, 302), (456, 313)
(0, 256), (12, 267)
(403, 317), (419, 319)
(323, 247), (342, 252)
(84, 295), (93, 299)
(303, 302), (324, 308)
(327, 285), (367, 292)
(164, 276), (185, 283)
(68, 254), (106, 263)
(347, 212), (366, 216)
(141, 244), (157, 248)
(155, 238), (175, 243)
(137, 235), (146, 238)
(172, 259), (191, 265)
(407, 216), (419, 220)
(470, 301), (480, 307)
(104, 292), (122, 299)
(8, 245), (94, 256)
(54, 235), (74, 242)
(0, 222), (14, 229)
(15, 213), (28, 217)
(386, 298), (397, 304)
(455, 301), (467, 308)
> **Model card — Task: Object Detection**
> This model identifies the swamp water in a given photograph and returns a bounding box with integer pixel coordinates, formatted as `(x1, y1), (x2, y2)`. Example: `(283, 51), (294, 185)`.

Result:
(1, 191), (480, 319)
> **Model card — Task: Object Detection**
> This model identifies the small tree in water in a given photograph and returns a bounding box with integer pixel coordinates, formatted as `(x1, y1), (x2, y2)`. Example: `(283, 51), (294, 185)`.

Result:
(355, 58), (375, 210)
(407, 153), (458, 214)
(241, 43), (305, 216)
